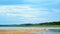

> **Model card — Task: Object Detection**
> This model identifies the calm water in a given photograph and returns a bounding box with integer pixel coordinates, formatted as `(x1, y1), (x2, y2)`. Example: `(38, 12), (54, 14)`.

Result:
(30, 31), (60, 34)
(0, 27), (60, 34)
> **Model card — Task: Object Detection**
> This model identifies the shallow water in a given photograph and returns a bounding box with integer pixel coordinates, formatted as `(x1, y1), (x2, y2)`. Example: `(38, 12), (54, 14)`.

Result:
(0, 27), (60, 30)
(30, 29), (60, 34)
(31, 32), (60, 34)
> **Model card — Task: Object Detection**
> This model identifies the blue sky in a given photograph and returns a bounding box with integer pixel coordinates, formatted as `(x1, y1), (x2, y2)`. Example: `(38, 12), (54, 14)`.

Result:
(0, 0), (60, 25)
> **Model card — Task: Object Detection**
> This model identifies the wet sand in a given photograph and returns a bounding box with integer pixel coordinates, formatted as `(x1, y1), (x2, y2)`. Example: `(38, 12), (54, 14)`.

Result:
(0, 29), (47, 34)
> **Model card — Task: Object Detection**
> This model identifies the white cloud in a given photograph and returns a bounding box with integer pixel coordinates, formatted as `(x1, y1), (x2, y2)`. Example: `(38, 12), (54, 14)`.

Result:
(0, 5), (37, 13)
(20, 17), (47, 20)
(0, 5), (49, 18)
(6, 13), (36, 17)
(19, 17), (48, 23)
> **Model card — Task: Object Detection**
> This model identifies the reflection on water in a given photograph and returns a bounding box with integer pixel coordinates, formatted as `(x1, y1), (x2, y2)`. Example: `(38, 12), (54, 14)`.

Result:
(48, 29), (60, 32)
(30, 29), (60, 34)
(31, 32), (60, 34)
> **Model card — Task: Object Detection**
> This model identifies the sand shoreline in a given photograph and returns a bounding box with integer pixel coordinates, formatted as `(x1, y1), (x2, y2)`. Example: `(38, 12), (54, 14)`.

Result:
(0, 29), (47, 34)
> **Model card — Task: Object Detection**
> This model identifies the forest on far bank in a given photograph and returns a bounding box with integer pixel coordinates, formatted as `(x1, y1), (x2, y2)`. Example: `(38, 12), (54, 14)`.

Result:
(0, 21), (60, 27)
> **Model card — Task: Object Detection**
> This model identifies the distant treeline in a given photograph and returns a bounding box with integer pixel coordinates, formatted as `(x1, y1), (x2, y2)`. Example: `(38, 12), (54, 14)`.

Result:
(0, 21), (60, 27)
(39, 21), (60, 25)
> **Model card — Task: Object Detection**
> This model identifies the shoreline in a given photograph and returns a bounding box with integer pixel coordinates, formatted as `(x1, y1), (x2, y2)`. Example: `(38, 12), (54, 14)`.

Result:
(0, 27), (60, 34)
(0, 27), (60, 30)
(0, 29), (47, 34)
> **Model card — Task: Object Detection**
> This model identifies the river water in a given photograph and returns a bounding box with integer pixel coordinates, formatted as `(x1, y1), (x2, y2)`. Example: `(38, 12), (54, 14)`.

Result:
(0, 27), (60, 34)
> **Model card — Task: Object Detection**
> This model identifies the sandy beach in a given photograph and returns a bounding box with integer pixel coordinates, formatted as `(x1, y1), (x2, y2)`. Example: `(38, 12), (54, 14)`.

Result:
(0, 29), (46, 34)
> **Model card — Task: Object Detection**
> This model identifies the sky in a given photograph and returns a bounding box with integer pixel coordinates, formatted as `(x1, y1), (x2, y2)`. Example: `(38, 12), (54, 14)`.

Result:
(0, 0), (60, 25)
